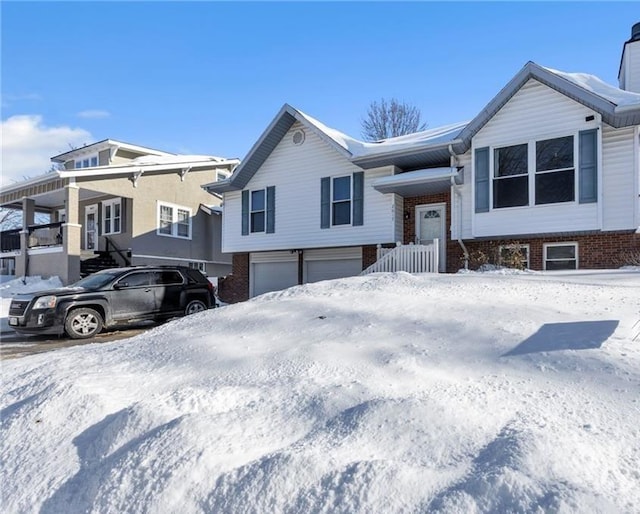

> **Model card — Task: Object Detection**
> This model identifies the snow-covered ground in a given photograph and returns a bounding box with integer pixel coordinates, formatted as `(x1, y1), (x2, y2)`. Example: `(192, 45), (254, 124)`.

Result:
(1, 270), (639, 513)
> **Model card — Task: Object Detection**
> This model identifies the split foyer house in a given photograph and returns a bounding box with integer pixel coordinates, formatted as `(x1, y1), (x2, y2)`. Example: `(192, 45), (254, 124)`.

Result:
(208, 23), (640, 302)
(0, 140), (239, 284)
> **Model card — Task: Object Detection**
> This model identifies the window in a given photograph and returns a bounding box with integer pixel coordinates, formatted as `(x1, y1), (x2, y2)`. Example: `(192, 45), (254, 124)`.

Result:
(544, 243), (578, 270)
(103, 198), (121, 235)
(250, 190), (265, 233)
(493, 144), (528, 208)
(116, 272), (151, 288)
(535, 136), (574, 205)
(189, 261), (207, 274)
(157, 202), (192, 239)
(332, 176), (351, 225)
(153, 270), (184, 285)
(499, 244), (530, 269)
(74, 155), (99, 169)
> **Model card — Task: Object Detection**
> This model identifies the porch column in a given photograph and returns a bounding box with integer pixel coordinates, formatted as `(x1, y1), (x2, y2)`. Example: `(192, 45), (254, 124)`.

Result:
(16, 198), (35, 278)
(62, 184), (81, 284)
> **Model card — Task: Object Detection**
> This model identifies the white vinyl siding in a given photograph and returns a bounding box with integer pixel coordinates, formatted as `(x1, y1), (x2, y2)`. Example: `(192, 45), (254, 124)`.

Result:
(222, 122), (396, 253)
(601, 125), (637, 230)
(469, 79), (600, 238)
(620, 41), (640, 93)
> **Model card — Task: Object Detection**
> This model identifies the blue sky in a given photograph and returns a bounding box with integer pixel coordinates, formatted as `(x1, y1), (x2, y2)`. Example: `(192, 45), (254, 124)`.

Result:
(2, 2), (638, 181)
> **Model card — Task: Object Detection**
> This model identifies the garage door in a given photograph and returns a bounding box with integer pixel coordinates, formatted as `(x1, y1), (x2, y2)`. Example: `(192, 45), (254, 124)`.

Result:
(251, 252), (298, 297)
(304, 247), (362, 284)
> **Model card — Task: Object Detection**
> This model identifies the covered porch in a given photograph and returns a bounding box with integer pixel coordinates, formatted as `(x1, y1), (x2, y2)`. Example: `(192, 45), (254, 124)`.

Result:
(0, 175), (127, 284)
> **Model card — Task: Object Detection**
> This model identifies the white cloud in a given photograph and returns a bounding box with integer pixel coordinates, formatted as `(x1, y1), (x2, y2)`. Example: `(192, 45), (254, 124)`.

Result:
(1, 115), (92, 187)
(77, 109), (111, 119)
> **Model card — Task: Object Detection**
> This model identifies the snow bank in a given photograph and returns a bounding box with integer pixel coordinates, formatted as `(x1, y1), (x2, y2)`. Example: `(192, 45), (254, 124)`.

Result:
(1, 271), (639, 512)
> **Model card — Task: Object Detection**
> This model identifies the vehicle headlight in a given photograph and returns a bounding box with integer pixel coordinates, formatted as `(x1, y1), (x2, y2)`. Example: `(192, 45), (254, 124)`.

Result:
(33, 296), (57, 309)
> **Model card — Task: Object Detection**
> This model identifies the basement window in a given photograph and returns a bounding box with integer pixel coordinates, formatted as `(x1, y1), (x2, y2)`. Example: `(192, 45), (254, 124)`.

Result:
(544, 243), (578, 270)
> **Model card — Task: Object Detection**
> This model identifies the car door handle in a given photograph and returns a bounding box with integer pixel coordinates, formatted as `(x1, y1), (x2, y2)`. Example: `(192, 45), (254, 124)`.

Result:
(145, 288), (151, 292)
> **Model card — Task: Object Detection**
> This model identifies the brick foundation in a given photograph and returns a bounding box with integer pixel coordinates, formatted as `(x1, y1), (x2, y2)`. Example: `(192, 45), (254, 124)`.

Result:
(401, 192), (640, 271)
(217, 253), (249, 303)
(457, 231), (640, 271)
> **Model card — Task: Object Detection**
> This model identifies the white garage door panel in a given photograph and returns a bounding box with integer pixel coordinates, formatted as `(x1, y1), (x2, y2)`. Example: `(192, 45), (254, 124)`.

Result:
(252, 261), (298, 297)
(305, 258), (362, 283)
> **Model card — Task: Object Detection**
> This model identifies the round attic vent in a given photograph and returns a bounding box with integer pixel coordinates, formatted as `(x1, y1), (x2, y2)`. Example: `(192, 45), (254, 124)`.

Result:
(292, 129), (305, 145)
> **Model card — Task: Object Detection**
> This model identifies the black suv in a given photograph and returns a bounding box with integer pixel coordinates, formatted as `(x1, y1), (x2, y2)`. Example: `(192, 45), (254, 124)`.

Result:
(8, 266), (216, 339)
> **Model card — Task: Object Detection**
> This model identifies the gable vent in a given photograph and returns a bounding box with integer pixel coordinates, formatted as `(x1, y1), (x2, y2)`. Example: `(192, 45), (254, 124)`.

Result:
(292, 129), (305, 146)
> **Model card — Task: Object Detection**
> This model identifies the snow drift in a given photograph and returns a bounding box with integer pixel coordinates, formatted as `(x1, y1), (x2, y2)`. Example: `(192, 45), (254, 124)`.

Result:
(1, 271), (639, 513)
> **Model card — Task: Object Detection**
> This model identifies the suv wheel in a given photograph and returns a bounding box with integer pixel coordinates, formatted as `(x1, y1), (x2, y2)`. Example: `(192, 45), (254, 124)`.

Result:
(65, 308), (103, 339)
(185, 299), (207, 316)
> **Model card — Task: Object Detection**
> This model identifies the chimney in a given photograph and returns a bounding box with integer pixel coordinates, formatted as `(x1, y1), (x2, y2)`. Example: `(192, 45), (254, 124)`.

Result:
(618, 22), (640, 93)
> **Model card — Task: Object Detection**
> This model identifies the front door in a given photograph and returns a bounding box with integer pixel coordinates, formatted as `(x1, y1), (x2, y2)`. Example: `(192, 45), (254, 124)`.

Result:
(85, 204), (98, 250)
(110, 271), (156, 320)
(415, 204), (446, 272)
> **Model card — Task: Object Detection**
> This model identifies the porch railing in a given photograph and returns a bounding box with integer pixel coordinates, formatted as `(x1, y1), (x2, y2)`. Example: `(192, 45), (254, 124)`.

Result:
(28, 222), (63, 248)
(361, 240), (439, 275)
(0, 229), (21, 252)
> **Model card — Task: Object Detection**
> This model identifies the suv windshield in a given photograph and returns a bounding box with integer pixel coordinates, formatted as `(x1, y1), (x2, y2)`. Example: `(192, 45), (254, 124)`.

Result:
(71, 272), (120, 290)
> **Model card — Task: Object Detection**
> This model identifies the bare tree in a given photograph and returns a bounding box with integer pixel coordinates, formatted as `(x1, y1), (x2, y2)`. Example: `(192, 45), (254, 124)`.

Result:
(361, 98), (427, 141)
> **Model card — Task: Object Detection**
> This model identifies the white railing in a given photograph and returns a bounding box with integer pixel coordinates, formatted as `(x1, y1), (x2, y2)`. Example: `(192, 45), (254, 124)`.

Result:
(361, 240), (439, 275)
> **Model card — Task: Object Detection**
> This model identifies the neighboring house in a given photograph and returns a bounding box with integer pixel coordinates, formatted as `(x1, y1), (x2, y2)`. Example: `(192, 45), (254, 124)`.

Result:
(207, 23), (640, 302)
(0, 139), (239, 284)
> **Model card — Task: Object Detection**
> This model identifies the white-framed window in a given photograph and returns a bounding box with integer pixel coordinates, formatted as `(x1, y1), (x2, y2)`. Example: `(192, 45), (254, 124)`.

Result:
(250, 189), (266, 233)
(74, 154), (99, 169)
(189, 261), (206, 273)
(499, 243), (530, 269)
(157, 201), (192, 239)
(103, 198), (121, 235)
(491, 135), (576, 209)
(332, 175), (352, 226)
(544, 242), (578, 270)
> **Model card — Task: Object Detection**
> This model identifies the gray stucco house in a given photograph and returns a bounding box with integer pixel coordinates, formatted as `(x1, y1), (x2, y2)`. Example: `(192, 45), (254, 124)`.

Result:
(0, 140), (238, 284)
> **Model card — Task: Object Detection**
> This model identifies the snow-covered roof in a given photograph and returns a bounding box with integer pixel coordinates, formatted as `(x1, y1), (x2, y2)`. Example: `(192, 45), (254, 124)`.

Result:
(208, 61), (640, 195)
(297, 110), (467, 159)
(131, 154), (226, 165)
(543, 66), (640, 110)
(51, 139), (174, 162)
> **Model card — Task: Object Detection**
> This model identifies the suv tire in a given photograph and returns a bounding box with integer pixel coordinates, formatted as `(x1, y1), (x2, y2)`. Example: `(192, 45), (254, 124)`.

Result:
(65, 307), (104, 339)
(185, 299), (207, 316)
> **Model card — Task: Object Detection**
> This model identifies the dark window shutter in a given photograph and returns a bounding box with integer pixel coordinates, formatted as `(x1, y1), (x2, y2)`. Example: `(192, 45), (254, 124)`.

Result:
(241, 190), (249, 236)
(266, 186), (275, 234)
(352, 172), (364, 226)
(321, 177), (330, 229)
(579, 129), (598, 203)
(475, 147), (490, 213)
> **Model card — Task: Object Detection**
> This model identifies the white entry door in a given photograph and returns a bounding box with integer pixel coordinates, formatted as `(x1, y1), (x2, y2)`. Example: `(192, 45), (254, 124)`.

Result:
(85, 204), (98, 250)
(415, 204), (446, 272)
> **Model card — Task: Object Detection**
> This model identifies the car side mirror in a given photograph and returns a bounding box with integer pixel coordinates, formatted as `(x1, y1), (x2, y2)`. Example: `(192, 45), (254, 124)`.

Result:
(113, 282), (127, 290)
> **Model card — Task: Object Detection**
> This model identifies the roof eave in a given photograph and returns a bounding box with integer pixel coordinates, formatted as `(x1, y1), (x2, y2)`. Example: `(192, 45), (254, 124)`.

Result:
(352, 139), (466, 168)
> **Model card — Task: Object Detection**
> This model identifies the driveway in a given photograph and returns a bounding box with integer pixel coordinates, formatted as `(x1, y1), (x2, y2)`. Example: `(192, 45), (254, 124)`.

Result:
(0, 323), (157, 360)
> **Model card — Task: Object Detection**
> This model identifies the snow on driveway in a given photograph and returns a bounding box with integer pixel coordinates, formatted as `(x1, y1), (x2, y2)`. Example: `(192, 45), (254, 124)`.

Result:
(1, 270), (639, 513)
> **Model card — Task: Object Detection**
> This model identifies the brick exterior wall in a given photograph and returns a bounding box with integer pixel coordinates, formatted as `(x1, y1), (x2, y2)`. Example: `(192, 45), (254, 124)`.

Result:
(401, 192), (640, 271)
(459, 231), (640, 271)
(217, 253), (249, 303)
(402, 191), (461, 272)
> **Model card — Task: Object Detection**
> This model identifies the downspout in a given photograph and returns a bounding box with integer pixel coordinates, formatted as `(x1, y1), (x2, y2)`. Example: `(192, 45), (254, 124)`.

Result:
(449, 145), (469, 269)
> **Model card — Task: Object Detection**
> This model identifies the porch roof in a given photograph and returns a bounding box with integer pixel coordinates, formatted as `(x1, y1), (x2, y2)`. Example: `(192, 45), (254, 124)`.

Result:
(371, 167), (461, 197)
